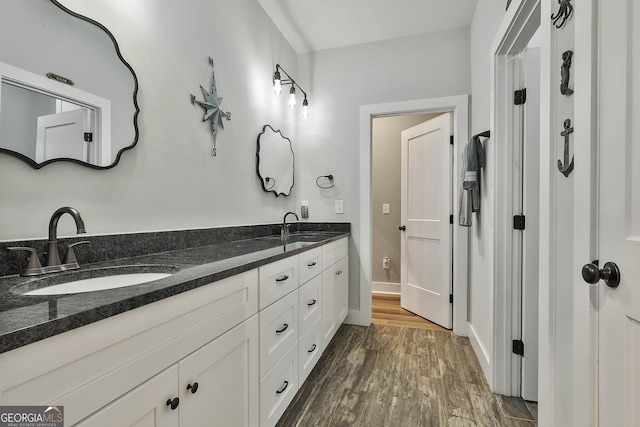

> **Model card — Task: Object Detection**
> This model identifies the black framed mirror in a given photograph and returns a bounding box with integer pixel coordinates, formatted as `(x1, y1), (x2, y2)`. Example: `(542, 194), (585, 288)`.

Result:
(256, 125), (295, 197)
(0, 0), (139, 169)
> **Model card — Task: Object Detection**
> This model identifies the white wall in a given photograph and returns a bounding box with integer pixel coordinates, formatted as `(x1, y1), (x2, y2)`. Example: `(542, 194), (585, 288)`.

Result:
(467, 0), (508, 376)
(295, 29), (471, 314)
(0, 0), (298, 241)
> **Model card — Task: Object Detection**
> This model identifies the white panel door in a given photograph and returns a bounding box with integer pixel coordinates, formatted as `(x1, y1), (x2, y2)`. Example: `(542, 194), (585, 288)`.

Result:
(75, 365), (178, 427)
(179, 316), (259, 427)
(596, 1), (640, 424)
(35, 108), (86, 162)
(400, 113), (452, 329)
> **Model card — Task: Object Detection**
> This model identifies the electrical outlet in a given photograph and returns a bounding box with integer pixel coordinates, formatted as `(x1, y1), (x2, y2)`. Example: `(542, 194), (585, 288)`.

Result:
(335, 200), (344, 214)
(383, 204), (390, 214)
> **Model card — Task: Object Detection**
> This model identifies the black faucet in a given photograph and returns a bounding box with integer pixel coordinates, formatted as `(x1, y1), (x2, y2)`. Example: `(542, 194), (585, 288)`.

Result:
(47, 207), (86, 267)
(281, 211), (299, 246)
(7, 206), (88, 276)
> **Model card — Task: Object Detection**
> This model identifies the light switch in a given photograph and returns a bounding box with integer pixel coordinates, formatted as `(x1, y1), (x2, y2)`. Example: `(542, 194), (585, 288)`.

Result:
(335, 200), (344, 214)
(383, 204), (390, 214)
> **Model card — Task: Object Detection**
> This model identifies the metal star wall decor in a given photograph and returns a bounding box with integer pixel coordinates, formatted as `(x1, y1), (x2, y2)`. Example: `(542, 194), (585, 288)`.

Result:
(190, 57), (231, 156)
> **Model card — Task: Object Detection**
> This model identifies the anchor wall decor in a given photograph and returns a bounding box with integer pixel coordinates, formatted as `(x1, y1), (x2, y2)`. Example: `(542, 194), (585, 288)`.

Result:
(557, 118), (574, 177)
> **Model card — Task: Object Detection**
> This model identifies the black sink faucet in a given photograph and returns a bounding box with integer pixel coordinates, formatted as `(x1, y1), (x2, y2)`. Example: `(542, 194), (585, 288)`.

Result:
(8, 207), (89, 276)
(281, 211), (299, 246)
(47, 207), (87, 267)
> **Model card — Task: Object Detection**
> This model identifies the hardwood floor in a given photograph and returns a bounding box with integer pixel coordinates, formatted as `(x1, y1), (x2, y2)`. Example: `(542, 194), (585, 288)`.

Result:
(371, 293), (449, 331)
(277, 295), (538, 426)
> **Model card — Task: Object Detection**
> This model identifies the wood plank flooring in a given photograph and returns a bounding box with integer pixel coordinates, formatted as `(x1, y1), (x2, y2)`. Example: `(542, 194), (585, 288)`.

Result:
(371, 293), (449, 331)
(277, 295), (538, 426)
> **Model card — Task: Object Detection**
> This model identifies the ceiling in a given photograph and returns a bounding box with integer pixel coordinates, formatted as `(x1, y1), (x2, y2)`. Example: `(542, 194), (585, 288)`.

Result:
(257, 0), (478, 53)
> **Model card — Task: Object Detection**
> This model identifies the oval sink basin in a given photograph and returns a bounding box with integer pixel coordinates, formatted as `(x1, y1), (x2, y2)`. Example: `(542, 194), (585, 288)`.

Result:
(12, 265), (179, 296)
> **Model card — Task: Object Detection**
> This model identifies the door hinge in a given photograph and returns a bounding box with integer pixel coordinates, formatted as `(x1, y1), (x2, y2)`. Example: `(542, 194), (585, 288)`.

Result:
(450, 135), (454, 145)
(84, 132), (93, 142)
(512, 339), (524, 356)
(449, 294), (453, 304)
(513, 215), (526, 230)
(514, 88), (527, 105)
(450, 214), (454, 224)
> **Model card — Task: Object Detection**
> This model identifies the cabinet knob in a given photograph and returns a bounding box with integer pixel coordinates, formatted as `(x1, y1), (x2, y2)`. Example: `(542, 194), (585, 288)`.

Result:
(166, 397), (179, 410)
(187, 382), (199, 394)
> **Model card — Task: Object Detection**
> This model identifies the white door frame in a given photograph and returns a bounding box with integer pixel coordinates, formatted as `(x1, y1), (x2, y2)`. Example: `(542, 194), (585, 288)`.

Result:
(357, 95), (469, 336)
(490, 0), (541, 397)
(572, 0), (598, 425)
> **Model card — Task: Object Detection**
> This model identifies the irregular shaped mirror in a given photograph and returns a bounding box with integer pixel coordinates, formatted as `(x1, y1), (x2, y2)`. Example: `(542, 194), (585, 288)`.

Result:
(256, 125), (295, 197)
(0, 0), (139, 169)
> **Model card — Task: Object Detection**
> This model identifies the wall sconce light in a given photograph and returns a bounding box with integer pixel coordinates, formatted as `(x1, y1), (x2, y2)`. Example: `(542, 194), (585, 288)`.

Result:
(273, 64), (309, 118)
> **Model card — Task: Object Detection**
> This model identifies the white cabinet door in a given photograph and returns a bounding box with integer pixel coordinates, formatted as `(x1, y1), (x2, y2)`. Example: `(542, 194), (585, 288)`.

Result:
(298, 275), (322, 336)
(259, 257), (298, 309)
(298, 317), (323, 384)
(334, 256), (349, 325)
(259, 290), (299, 377)
(298, 247), (322, 285)
(75, 365), (179, 427)
(259, 342), (298, 427)
(179, 316), (259, 427)
(322, 266), (336, 348)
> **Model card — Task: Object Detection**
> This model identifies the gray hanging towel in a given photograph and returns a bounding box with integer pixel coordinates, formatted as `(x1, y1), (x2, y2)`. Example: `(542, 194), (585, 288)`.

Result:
(458, 134), (486, 226)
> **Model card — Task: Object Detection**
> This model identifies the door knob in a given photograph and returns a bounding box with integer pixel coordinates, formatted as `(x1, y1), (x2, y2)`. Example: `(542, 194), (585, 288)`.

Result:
(581, 261), (621, 288)
(399, 225), (406, 231)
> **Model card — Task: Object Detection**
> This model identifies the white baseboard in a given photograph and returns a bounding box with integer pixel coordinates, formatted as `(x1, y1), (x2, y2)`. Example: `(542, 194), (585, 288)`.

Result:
(468, 322), (492, 389)
(372, 281), (400, 294)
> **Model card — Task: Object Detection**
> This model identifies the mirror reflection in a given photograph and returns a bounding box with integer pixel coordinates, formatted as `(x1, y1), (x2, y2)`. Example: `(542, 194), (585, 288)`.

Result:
(0, 0), (139, 169)
(256, 125), (295, 197)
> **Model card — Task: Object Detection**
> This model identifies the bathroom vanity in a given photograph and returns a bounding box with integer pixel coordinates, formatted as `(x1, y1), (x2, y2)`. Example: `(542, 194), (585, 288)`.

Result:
(0, 224), (349, 427)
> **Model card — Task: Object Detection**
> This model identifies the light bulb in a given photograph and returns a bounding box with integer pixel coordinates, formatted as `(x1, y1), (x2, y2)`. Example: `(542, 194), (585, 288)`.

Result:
(302, 98), (309, 118)
(288, 86), (296, 108)
(273, 70), (282, 95)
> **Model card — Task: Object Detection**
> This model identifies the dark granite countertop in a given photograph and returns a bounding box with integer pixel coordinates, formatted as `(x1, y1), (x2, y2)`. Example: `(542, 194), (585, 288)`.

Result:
(0, 229), (349, 354)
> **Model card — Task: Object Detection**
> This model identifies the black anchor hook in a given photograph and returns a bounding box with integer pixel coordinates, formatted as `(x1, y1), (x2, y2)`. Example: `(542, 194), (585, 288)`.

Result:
(558, 119), (574, 177)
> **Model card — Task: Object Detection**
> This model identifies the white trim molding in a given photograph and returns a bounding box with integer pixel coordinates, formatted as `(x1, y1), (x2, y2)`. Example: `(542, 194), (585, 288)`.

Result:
(490, 0), (542, 397)
(358, 95), (470, 336)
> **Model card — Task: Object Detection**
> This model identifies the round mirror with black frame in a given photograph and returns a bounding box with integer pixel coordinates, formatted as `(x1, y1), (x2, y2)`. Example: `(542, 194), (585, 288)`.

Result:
(0, 0), (139, 169)
(256, 125), (295, 197)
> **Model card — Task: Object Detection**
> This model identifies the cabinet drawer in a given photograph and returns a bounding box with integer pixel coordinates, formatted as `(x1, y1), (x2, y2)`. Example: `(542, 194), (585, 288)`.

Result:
(298, 247), (322, 284)
(298, 275), (322, 336)
(259, 290), (298, 377)
(260, 342), (299, 427)
(298, 317), (323, 385)
(321, 237), (348, 270)
(259, 256), (299, 309)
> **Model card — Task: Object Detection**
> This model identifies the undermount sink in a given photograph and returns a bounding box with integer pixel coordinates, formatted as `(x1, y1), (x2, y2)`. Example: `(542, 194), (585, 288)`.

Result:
(12, 265), (179, 296)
